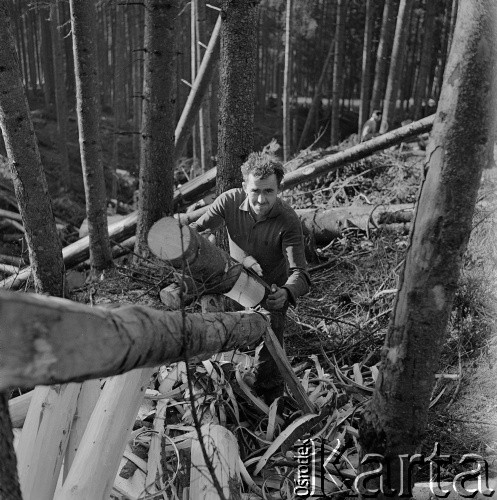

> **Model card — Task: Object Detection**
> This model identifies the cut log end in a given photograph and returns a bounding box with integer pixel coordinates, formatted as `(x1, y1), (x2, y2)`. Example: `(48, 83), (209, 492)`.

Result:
(147, 217), (194, 264)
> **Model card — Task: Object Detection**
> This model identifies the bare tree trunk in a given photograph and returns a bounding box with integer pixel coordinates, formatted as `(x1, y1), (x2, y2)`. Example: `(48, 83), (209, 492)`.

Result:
(447, 0), (459, 53)
(196, 0), (213, 172)
(0, 4), (64, 296)
(330, 0), (346, 145)
(40, 3), (55, 109)
(380, 0), (414, 133)
(70, 0), (112, 273)
(134, 0), (179, 257)
(50, 0), (70, 190)
(282, 0), (293, 161)
(0, 392), (22, 500)
(358, 0), (374, 133)
(370, 0), (399, 113)
(412, 0), (436, 120)
(297, 37), (334, 151)
(217, 0), (259, 193)
(358, 1), (497, 498)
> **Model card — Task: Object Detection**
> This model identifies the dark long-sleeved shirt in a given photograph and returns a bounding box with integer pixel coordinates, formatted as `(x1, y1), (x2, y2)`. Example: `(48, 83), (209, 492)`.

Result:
(191, 188), (311, 305)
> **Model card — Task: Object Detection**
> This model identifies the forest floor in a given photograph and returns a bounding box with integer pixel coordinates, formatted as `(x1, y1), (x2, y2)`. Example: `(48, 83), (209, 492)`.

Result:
(2, 108), (497, 498)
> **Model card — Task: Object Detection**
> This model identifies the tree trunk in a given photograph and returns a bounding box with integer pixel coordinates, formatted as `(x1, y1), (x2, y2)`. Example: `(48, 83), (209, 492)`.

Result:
(134, 0), (179, 257)
(282, 0), (293, 161)
(380, 0), (414, 133)
(358, 1), (497, 498)
(70, 0), (112, 273)
(196, 0), (213, 173)
(40, 3), (55, 109)
(330, 0), (346, 145)
(0, 4), (64, 296)
(358, 0), (375, 133)
(0, 289), (268, 389)
(50, 0), (70, 190)
(0, 391), (22, 500)
(447, 0), (459, 54)
(370, 0), (399, 113)
(412, 0), (436, 120)
(217, 0), (259, 194)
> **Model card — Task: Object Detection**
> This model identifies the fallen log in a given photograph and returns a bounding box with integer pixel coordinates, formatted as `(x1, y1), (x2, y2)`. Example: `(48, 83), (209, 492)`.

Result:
(189, 424), (242, 500)
(178, 204), (415, 244)
(0, 211), (138, 290)
(0, 289), (268, 390)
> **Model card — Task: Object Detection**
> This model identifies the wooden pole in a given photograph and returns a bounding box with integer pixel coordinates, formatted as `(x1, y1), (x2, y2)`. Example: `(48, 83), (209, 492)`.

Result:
(0, 290), (268, 390)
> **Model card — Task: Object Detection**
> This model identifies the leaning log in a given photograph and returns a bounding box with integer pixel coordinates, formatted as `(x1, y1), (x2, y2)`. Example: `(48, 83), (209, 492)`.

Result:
(177, 114), (434, 208)
(0, 290), (268, 390)
(280, 115), (434, 191)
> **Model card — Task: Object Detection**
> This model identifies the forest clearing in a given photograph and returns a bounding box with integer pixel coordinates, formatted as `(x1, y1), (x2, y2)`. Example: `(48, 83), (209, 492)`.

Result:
(0, 0), (497, 499)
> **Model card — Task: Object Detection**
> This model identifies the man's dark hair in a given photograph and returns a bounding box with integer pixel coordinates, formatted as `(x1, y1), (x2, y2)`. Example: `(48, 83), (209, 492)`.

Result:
(241, 151), (285, 186)
(373, 109), (382, 116)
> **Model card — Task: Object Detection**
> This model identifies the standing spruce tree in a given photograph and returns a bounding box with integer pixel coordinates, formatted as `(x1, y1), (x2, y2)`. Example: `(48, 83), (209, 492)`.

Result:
(134, 0), (179, 257)
(0, 5), (65, 497)
(0, 5), (64, 296)
(217, 0), (259, 194)
(358, 1), (497, 498)
(70, 0), (112, 272)
(358, 0), (374, 133)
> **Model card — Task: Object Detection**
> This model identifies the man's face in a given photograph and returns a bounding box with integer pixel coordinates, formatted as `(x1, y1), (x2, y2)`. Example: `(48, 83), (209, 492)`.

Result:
(374, 112), (382, 122)
(243, 173), (280, 220)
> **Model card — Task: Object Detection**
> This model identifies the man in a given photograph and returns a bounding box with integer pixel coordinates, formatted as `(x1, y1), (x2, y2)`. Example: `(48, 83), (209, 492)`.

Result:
(191, 151), (311, 404)
(361, 109), (382, 142)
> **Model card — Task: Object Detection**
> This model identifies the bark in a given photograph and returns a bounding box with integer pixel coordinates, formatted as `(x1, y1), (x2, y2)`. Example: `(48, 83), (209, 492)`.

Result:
(50, 0), (70, 189)
(0, 4), (64, 296)
(447, 0), (459, 54)
(0, 391), (22, 500)
(134, 0), (179, 257)
(370, 0), (399, 113)
(358, 0), (374, 133)
(412, 0), (436, 120)
(0, 290), (268, 390)
(175, 15), (221, 161)
(282, 0), (293, 161)
(380, 0), (415, 133)
(217, 0), (259, 194)
(70, 0), (112, 272)
(297, 37), (334, 151)
(358, 1), (497, 497)
(330, 0), (346, 145)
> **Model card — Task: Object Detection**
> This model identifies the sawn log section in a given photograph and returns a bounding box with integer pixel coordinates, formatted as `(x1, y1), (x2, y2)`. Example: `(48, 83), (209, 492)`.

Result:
(0, 290), (268, 390)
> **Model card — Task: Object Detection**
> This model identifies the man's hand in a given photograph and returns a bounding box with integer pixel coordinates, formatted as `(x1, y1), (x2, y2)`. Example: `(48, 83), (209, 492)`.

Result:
(266, 284), (288, 310)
